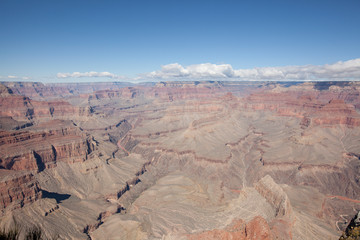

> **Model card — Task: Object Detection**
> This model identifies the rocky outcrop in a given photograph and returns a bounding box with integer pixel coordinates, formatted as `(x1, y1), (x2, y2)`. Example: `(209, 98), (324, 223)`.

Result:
(0, 94), (89, 122)
(31, 100), (90, 120)
(0, 122), (78, 145)
(83, 205), (125, 236)
(2, 82), (59, 99)
(187, 217), (273, 240)
(0, 84), (13, 96)
(245, 216), (274, 240)
(88, 87), (142, 100)
(244, 91), (360, 127)
(0, 136), (95, 171)
(0, 171), (42, 211)
(0, 94), (35, 121)
(312, 99), (360, 126)
(340, 211), (360, 239)
(254, 175), (292, 217)
(0, 121), (96, 171)
(0, 84), (90, 122)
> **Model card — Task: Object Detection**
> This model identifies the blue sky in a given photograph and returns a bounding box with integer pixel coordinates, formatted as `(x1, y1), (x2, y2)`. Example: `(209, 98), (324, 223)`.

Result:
(1, 0), (360, 82)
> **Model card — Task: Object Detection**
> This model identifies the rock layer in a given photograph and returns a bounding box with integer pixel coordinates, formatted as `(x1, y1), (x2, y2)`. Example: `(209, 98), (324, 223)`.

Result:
(0, 171), (42, 211)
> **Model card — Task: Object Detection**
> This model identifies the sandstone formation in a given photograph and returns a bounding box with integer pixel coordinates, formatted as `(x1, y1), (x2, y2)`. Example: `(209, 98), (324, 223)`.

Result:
(0, 171), (42, 212)
(244, 90), (360, 127)
(188, 217), (272, 240)
(0, 120), (96, 171)
(0, 84), (90, 122)
(254, 175), (293, 217)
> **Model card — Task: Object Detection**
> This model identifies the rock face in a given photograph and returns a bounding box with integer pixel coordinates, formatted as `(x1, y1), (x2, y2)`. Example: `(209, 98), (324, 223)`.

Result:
(0, 171), (42, 211)
(244, 90), (360, 127)
(0, 91), (89, 122)
(312, 99), (360, 126)
(254, 175), (292, 217)
(0, 121), (96, 171)
(2, 82), (58, 99)
(0, 83), (90, 123)
(188, 217), (273, 240)
(0, 94), (34, 121)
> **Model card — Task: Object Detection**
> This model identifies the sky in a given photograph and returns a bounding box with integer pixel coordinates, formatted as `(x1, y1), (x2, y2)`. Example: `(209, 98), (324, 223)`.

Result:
(0, 0), (360, 82)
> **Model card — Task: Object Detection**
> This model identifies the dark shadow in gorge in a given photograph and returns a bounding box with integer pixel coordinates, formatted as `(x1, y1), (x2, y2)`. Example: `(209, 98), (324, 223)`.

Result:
(42, 190), (71, 204)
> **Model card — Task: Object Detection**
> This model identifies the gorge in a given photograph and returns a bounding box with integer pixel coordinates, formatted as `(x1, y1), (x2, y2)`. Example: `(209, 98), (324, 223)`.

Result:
(1, 80), (360, 239)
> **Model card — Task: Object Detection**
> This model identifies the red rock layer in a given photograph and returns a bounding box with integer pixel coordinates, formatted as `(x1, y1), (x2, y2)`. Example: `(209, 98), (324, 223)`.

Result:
(0, 122), (96, 171)
(0, 95), (34, 121)
(2, 82), (69, 99)
(0, 92), (89, 121)
(254, 175), (293, 217)
(0, 172), (42, 211)
(244, 91), (360, 127)
(312, 99), (360, 125)
(187, 216), (273, 240)
(32, 100), (89, 120)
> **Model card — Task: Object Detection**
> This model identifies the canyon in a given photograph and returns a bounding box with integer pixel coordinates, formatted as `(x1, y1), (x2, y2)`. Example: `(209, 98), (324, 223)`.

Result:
(1, 80), (360, 239)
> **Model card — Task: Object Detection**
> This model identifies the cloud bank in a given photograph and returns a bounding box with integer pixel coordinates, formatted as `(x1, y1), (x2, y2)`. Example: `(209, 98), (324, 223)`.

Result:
(145, 58), (360, 81)
(57, 71), (124, 79)
(55, 59), (360, 82)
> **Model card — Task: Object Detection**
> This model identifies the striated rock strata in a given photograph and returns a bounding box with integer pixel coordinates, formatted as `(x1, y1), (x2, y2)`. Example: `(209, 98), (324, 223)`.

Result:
(0, 171), (42, 211)
(0, 123), (96, 171)
(254, 175), (293, 217)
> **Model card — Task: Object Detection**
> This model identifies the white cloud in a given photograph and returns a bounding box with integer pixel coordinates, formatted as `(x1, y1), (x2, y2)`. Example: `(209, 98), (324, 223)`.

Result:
(0, 75), (31, 80)
(147, 63), (235, 79)
(57, 71), (125, 79)
(143, 58), (360, 81)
